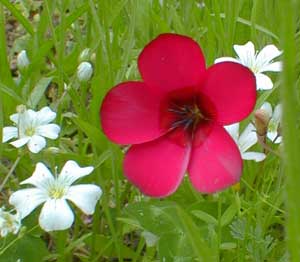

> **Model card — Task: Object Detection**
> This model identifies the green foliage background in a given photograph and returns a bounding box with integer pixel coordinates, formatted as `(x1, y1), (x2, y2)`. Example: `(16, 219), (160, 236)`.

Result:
(0, 0), (299, 261)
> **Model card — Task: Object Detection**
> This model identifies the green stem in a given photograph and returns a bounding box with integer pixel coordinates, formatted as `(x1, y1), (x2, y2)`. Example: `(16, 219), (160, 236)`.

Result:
(56, 230), (68, 262)
(0, 155), (22, 192)
(217, 197), (222, 262)
(279, 1), (300, 261)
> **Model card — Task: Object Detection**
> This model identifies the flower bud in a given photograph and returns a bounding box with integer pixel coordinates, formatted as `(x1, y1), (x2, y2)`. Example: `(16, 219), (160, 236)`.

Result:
(78, 48), (91, 63)
(16, 104), (27, 114)
(45, 147), (61, 154)
(77, 61), (93, 82)
(33, 14), (40, 23)
(17, 50), (30, 71)
(254, 109), (270, 136)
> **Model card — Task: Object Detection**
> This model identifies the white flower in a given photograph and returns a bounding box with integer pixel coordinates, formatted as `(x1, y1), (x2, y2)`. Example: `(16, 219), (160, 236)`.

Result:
(9, 161), (102, 232)
(215, 41), (282, 90)
(77, 61), (93, 82)
(2, 106), (61, 153)
(17, 50), (30, 71)
(225, 123), (266, 162)
(261, 102), (282, 144)
(0, 207), (21, 237)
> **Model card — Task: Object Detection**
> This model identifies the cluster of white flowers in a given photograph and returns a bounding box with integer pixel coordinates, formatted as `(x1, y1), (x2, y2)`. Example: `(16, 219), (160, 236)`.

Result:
(1, 49), (101, 233)
(215, 42), (282, 161)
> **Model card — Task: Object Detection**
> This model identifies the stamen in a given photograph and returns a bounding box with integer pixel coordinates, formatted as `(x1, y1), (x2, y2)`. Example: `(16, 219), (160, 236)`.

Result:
(167, 96), (207, 134)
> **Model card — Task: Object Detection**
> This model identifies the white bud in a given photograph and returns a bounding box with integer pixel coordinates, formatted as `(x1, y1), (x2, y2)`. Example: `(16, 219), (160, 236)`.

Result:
(77, 61), (93, 82)
(17, 50), (30, 71)
(78, 48), (91, 62)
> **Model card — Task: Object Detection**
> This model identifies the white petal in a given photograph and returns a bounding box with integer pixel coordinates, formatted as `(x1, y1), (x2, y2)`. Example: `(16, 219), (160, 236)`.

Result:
(2, 126), (18, 142)
(17, 110), (37, 134)
(273, 136), (282, 144)
(273, 104), (282, 124)
(27, 135), (46, 153)
(21, 162), (54, 188)
(256, 73), (273, 90)
(9, 188), (47, 219)
(10, 137), (30, 148)
(58, 160), (94, 186)
(261, 102), (273, 118)
(239, 123), (258, 152)
(242, 152), (266, 162)
(10, 113), (19, 124)
(36, 124), (61, 139)
(224, 123), (239, 143)
(259, 61), (282, 72)
(24, 109), (37, 122)
(39, 199), (74, 232)
(66, 184), (102, 215)
(267, 131), (282, 144)
(35, 107), (57, 125)
(255, 44), (282, 66)
(233, 41), (255, 66)
(214, 57), (240, 64)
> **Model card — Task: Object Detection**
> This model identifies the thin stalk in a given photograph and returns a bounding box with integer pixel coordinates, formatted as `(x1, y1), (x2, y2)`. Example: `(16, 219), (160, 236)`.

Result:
(56, 230), (68, 262)
(0, 155), (22, 192)
(279, 1), (300, 261)
(217, 197), (222, 262)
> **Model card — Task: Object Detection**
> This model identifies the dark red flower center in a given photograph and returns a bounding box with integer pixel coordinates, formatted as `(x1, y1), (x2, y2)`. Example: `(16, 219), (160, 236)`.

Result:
(160, 88), (217, 146)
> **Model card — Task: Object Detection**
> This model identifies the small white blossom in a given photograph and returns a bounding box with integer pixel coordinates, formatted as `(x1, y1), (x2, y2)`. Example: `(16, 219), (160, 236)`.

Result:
(225, 123), (266, 162)
(0, 207), (21, 237)
(9, 161), (102, 232)
(2, 106), (61, 153)
(77, 61), (93, 82)
(261, 102), (282, 144)
(17, 50), (30, 71)
(215, 41), (282, 90)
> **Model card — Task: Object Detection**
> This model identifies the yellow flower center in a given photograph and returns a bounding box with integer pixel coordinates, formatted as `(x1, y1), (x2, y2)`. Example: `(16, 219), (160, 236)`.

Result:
(25, 127), (35, 136)
(3, 213), (14, 227)
(48, 185), (66, 199)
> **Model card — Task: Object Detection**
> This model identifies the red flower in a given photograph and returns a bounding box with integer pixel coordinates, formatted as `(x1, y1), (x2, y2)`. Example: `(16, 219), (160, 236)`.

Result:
(100, 34), (256, 197)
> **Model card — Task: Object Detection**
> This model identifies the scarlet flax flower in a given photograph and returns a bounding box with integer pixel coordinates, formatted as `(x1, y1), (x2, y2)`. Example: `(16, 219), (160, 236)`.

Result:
(100, 33), (256, 197)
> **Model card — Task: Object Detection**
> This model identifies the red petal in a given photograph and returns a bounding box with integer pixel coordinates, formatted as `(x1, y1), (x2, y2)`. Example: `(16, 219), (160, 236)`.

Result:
(138, 33), (206, 94)
(124, 135), (191, 197)
(201, 62), (256, 125)
(100, 81), (166, 145)
(188, 124), (242, 193)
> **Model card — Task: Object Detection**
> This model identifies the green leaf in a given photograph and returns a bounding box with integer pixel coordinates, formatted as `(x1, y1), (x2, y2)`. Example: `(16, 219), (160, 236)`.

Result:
(0, 235), (49, 262)
(0, 83), (25, 104)
(27, 77), (53, 108)
(0, 0), (34, 35)
(221, 203), (238, 227)
(122, 201), (215, 261)
(84, 234), (136, 259)
(66, 115), (108, 151)
(192, 210), (218, 226)
(175, 206), (216, 261)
